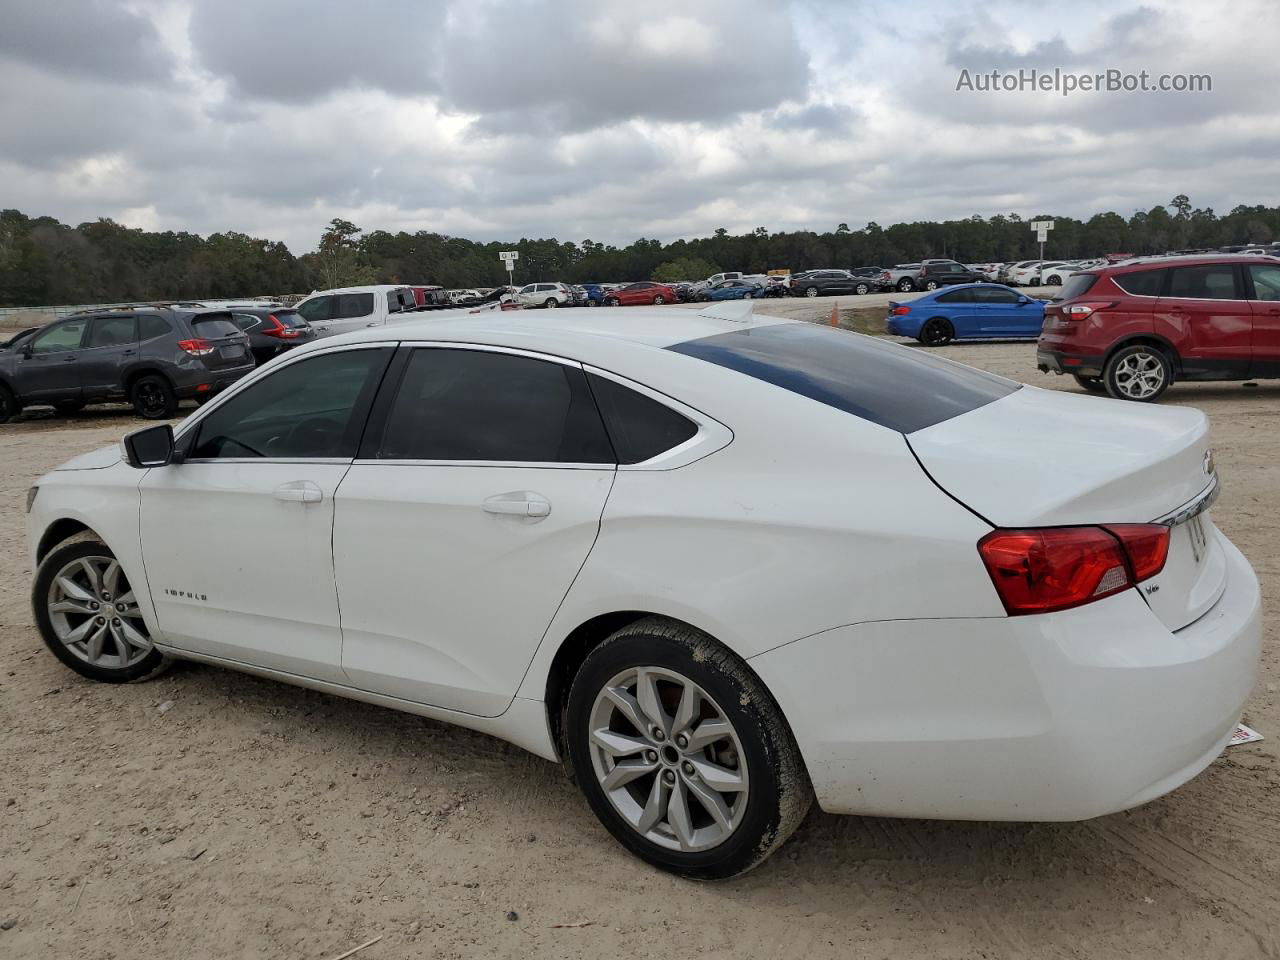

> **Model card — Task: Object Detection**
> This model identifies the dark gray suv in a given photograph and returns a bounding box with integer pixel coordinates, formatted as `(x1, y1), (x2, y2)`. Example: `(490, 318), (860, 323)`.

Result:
(0, 308), (255, 423)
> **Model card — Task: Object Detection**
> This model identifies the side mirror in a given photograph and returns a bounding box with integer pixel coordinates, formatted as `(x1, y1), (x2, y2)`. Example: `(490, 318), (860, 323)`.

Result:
(1018, 295), (1032, 304)
(20, 344), (33, 359)
(121, 424), (175, 468)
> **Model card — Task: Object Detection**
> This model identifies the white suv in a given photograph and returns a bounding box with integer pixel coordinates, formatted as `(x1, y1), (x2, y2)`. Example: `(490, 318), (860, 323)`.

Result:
(515, 282), (574, 308)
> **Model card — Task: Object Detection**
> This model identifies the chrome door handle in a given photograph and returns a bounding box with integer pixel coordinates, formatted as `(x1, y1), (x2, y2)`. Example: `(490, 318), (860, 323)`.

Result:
(273, 481), (323, 503)
(483, 492), (551, 519)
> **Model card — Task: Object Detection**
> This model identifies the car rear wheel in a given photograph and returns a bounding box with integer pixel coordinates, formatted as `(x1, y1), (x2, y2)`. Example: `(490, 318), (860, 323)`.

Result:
(1073, 374), (1107, 393)
(1046, 275), (1063, 286)
(919, 317), (954, 347)
(653, 295), (665, 305)
(605, 297), (621, 307)
(129, 374), (177, 420)
(854, 283), (870, 295)
(0, 383), (19, 423)
(923, 280), (939, 291)
(805, 286), (819, 298)
(565, 617), (812, 879)
(33, 540), (170, 684)
(544, 298), (559, 309)
(897, 278), (915, 292)
(587, 299), (599, 307)
(1104, 344), (1172, 402)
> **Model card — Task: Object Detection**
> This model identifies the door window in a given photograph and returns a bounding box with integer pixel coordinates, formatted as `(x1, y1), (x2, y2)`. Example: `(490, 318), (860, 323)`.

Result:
(374, 349), (613, 464)
(1112, 269), (1164, 296)
(971, 286), (1020, 304)
(86, 315), (137, 348)
(1168, 264), (1241, 300)
(295, 296), (334, 322)
(1248, 264), (1280, 301)
(30, 319), (88, 354)
(333, 293), (375, 319)
(189, 348), (392, 460)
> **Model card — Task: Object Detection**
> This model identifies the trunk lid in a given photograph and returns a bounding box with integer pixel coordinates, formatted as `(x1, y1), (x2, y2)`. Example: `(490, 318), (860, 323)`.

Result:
(909, 386), (1224, 631)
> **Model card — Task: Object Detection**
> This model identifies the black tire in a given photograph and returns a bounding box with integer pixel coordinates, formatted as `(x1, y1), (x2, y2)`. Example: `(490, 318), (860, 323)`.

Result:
(1046, 274), (1063, 286)
(53, 400), (85, 415)
(919, 317), (954, 347)
(653, 295), (665, 305)
(605, 297), (621, 307)
(129, 374), (177, 420)
(897, 278), (915, 292)
(804, 286), (819, 298)
(544, 298), (559, 309)
(1103, 343), (1173, 402)
(587, 299), (599, 307)
(32, 540), (169, 684)
(565, 617), (812, 880)
(854, 283), (870, 295)
(1073, 374), (1107, 393)
(0, 383), (18, 423)
(923, 280), (939, 291)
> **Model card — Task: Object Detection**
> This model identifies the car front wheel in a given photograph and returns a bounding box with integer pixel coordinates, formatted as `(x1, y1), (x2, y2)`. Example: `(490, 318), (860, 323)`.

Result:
(33, 540), (169, 684)
(653, 295), (665, 305)
(897, 278), (914, 292)
(923, 280), (939, 291)
(854, 283), (870, 295)
(605, 297), (620, 307)
(566, 617), (812, 879)
(1073, 373), (1107, 393)
(544, 298), (559, 309)
(805, 286), (819, 297)
(0, 383), (19, 423)
(1104, 344), (1172, 402)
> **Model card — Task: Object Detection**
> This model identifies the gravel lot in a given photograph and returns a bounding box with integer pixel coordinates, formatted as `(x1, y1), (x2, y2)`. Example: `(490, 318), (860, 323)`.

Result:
(1, 317), (1277, 959)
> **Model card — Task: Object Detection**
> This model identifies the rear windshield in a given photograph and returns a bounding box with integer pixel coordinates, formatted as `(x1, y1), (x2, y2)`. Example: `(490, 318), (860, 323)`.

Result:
(190, 314), (241, 338)
(1057, 273), (1098, 301)
(667, 322), (1018, 434)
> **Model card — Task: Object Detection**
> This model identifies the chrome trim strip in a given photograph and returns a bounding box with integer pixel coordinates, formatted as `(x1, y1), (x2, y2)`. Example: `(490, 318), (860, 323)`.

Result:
(1153, 474), (1219, 526)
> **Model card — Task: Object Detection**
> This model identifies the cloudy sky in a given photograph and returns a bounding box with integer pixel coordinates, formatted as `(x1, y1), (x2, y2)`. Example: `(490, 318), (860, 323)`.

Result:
(3, 0), (1278, 252)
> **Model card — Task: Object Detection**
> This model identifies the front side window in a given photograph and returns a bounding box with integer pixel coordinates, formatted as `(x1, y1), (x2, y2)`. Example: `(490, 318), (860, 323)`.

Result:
(972, 286), (1020, 304)
(87, 315), (137, 348)
(1248, 264), (1280, 301)
(1168, 264), (1239, 300)
(30, 319), (88, 354)
(189, 348), (392, 460)
(375, 349), (613, 464)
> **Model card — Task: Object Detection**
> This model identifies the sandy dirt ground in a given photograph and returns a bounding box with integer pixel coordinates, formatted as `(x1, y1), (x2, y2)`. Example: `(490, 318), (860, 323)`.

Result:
(1, 321), (1277, 959)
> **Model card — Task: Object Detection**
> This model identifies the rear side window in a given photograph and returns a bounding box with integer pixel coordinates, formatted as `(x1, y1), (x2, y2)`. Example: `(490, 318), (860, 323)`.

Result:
(1059, 273), (1099, 300)
(667, 322), (1018, 434)
(587, 374), (697, 464)
(1167, 264), (1240, 300)
(375, 349), (614, 464)
(191, 314), (241, 338)
(87, 315), (137, 347)
(138, 315), (172, 340)
(334, 293), (375, 319)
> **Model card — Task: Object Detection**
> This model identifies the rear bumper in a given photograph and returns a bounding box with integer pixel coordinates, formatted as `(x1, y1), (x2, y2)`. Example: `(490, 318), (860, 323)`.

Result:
(887, 316), (921, 338)
(1037, 349), (1104, 377)
(750, 530), (1261, 821)
(173, 363), (255, 399)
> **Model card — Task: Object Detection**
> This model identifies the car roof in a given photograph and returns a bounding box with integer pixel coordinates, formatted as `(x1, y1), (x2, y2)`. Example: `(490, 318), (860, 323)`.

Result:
(1106, 254), (1280, 272)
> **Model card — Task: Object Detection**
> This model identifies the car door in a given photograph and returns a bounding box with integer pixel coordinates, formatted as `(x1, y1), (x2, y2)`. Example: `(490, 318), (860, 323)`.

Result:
(137, 345), (394, 681)
(620, 283), (648, 305)
(332, 344), (617, 716)
(931, 288), (977, 335)
(79, 314), (139, 400)
(515, 284), (538, 306)
(1246, 262), (1280, 378)
(971, 285), (1038, 336)
(295, 295), (335, 336)
(1153, 263), (1253, 378)
(15, 317), (90, 401)
(325, 292), (378, 336)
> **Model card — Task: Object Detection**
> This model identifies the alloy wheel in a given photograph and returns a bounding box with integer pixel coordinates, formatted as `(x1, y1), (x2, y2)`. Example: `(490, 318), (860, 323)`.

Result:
(136, 381), (167, 417)
(588, 666), (749, 852)
(1113, 351), (1166, 399)
(46, 555), (152, 669)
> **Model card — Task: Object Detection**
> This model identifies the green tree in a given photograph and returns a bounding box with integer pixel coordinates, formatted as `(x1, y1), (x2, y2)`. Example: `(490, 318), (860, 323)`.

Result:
(652, 256), (719, 283)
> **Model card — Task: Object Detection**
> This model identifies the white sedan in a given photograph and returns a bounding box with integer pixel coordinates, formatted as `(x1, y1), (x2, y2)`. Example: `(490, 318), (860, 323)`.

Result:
(26, 303), (1261, 879)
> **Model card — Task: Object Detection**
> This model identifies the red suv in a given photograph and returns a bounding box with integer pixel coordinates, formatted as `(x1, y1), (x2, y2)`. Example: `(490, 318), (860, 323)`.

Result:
(1037, 255), (1280, 401)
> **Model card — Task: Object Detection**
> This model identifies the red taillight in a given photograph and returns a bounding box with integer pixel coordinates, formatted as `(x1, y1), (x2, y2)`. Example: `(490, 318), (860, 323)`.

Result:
(177, 338), (214, 356)
(1104, 523), (1171, 582)
(978, 524), (1172, 615)
(891, 306), (910, 315)
(1061, 301), (1116, 320)
(259, 314), (302, 339)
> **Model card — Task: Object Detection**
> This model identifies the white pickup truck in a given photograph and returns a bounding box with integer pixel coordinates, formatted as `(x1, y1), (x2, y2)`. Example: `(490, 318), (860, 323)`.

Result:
(294, 285), (493, 338)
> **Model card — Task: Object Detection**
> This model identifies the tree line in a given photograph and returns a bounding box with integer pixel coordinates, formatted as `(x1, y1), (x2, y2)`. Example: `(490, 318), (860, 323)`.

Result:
(2, 197), (1277, 307)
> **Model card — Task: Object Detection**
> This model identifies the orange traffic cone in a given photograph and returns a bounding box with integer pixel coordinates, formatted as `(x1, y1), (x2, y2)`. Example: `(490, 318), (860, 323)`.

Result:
(829, 301), (839, 326)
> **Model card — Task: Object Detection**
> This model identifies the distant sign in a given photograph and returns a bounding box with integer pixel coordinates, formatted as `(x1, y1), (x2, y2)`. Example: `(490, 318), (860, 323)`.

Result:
(1031, 220), (1055, 244)
(498, 251), (519, 262)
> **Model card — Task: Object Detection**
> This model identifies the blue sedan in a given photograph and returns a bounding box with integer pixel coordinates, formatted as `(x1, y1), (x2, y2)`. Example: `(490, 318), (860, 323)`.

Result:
(697, 280), (763, 302)
(886, 283), (1045, 346)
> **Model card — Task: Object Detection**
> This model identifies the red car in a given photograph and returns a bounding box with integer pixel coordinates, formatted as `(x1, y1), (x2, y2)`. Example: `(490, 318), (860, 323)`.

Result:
(1037, 255), (1280, 401)
(604, 282), (677, 306)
